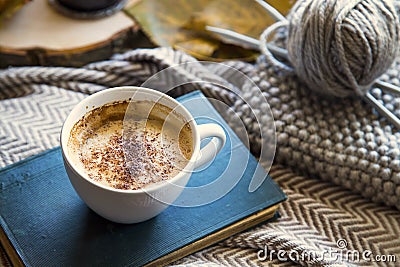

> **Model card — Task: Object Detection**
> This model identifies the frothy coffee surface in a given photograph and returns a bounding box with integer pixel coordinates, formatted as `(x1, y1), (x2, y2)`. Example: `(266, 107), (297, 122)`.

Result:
(68, 100), (193, 190)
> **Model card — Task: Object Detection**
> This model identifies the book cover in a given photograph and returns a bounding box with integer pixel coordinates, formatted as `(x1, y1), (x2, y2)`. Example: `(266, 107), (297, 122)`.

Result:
(0, 91), (286, 266)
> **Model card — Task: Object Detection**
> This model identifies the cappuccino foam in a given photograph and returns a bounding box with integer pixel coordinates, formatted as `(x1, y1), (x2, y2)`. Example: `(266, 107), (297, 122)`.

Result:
(68, 100), (193, 190)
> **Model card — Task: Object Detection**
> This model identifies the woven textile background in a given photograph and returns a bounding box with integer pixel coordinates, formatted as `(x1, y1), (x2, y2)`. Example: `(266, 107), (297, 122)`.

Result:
(0, 48), (399, 266)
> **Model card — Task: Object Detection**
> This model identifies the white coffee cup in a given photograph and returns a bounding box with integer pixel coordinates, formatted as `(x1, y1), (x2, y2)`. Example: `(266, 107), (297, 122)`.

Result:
(60, 87), (226, 224)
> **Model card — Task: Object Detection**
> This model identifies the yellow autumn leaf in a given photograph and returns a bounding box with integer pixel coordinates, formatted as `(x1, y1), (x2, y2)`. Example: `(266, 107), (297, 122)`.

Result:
(125, 0), (295, 61)
(0, 0), (31, 25)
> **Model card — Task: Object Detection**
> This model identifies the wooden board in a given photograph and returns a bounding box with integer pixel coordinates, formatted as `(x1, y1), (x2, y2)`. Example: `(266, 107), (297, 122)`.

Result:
(0, 0), (146, 67)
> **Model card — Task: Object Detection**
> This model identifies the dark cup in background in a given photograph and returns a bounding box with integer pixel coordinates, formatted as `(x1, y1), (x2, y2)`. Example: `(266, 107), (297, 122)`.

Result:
(57, 0), (120, 12)
(48, 0), (127, 19)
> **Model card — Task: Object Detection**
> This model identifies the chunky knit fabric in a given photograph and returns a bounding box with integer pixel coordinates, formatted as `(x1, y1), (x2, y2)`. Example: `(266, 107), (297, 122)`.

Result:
(0, 47), (399, 266)
(225, 55), (400, 210)
(0, 47), (399, 210)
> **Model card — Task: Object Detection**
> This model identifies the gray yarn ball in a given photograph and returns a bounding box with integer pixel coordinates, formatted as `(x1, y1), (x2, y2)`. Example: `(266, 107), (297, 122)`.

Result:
(286, 0), (400, 97)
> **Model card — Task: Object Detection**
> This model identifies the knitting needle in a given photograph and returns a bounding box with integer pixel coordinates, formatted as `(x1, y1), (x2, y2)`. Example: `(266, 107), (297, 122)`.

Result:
(364, 92), (400, 129)
(205, 26), (288, 59)
(366, 81), (400, 129)
(206, 24), (400, 128)
(206, 1), (400, 129)
(254, 0), (287, 21)
(254, 0), (400, 129)
(206, 0), (289, 58)
(205, 26), (260, 50)
(375, 80), (400, 96)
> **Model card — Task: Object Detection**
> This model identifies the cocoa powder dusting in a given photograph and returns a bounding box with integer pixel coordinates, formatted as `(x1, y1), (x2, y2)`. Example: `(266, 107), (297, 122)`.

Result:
(78, 120), (186, 190)
(69, 101), (193, 191)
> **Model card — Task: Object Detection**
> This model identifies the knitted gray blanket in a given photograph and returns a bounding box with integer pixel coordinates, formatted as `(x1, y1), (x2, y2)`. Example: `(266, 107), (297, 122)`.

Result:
(233, 55), (400, 210)
(1, 48), (399, 209)
(0, 48), (399, 266)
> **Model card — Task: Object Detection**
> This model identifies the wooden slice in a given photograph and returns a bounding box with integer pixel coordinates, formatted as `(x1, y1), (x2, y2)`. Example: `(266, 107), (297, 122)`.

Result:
(0, 0), (144, 67)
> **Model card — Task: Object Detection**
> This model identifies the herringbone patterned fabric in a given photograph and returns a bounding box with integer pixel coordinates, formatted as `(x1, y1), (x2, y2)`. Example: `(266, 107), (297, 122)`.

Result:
(0, 48), (399, 266)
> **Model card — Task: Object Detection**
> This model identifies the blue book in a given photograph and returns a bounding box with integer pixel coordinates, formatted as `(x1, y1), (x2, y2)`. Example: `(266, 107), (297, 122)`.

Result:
(0, 91), (286, 267)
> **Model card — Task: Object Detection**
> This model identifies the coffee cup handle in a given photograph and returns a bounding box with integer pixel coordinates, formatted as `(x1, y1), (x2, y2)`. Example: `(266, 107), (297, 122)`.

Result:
(194, 124), (226, 169)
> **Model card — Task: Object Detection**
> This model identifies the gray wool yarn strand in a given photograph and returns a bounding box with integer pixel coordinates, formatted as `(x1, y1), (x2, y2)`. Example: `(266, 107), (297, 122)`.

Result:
(286, 0), (400, 97)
